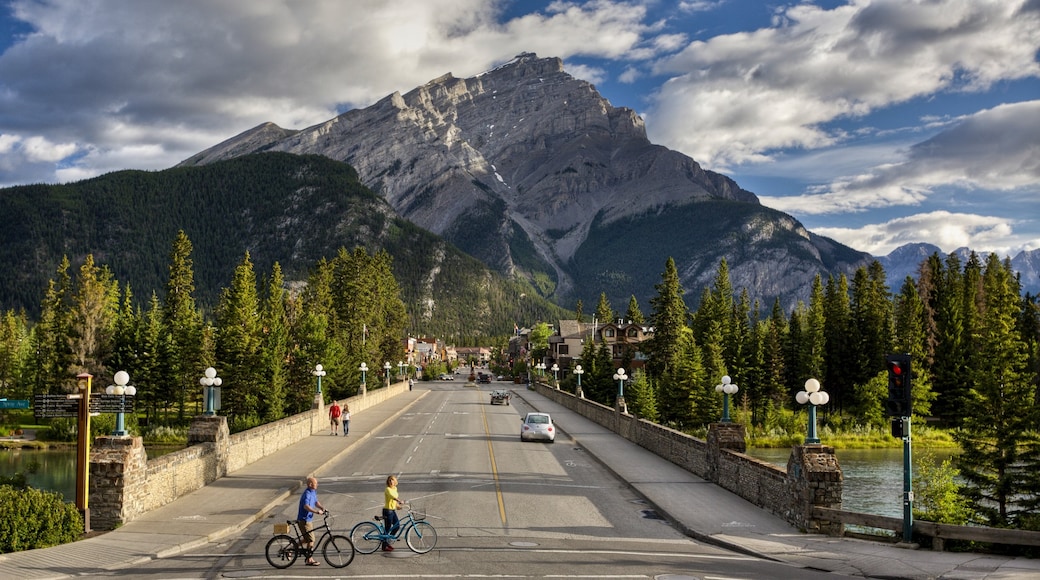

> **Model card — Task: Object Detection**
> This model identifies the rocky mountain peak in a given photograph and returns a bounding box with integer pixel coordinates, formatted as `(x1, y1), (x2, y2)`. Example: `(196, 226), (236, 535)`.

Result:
(179, 52), (868, 310)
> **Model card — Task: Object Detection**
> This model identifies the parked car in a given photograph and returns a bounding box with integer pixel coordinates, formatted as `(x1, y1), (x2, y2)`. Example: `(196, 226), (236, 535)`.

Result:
(490, 389), (511, 405)
(478, 375), (491, 384)
(520, 412), (555, 443)
(437, 373), (454, 380)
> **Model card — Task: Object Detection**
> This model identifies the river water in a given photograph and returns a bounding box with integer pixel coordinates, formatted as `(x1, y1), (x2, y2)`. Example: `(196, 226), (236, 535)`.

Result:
(3, 446), (955, 517)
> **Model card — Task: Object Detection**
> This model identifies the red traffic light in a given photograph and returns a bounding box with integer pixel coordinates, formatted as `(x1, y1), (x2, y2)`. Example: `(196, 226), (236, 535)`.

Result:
(889, 361), (904, 376)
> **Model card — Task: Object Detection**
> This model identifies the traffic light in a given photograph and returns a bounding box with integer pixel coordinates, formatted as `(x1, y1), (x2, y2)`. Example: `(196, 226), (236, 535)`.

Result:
(885, 353), (912, 417)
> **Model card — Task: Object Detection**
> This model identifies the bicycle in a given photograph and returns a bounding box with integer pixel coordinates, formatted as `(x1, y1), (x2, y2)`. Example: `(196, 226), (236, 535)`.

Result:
(350, 503), (438, 554)
(265, 511), (355, 569)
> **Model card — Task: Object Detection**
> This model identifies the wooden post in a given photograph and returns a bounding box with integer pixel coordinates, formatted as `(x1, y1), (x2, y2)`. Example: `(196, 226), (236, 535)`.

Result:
(75, 372), (93, 533)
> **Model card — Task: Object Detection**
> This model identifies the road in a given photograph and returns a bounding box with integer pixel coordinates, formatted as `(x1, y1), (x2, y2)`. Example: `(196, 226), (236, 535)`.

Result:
(113, 380), (851, 579)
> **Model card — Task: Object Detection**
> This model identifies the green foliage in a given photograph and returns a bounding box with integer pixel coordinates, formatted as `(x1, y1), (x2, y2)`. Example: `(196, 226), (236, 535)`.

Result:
(913, 450), (972, 525)
(38, 418), (76, 442)
(143, 424), (188, 444)
(0, 485), (83, 553)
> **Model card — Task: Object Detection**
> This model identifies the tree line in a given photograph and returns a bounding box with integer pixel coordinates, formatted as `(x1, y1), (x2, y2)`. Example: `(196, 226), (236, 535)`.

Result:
(549, 253), (1040, 530)
(0, 231), (406, 432)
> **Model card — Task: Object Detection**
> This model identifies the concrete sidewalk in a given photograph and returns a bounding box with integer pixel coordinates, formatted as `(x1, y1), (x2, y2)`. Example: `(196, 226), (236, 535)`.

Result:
(0, 389), (429, 580)
(3, 384), (1039, 579)
(515, 387), (1040, 580)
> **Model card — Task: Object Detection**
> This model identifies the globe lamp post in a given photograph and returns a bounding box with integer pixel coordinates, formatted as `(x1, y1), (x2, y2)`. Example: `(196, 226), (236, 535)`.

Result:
(106, 370), (136, 436)
(715, 375), (738, 423)
(200, 367), (221, 416)
(796, 378), (829, 444)
(550, 363), (560, 388)
(612, 367), (629, 414)
(573, 364), (584, 398)
(358, 362), (368, 396)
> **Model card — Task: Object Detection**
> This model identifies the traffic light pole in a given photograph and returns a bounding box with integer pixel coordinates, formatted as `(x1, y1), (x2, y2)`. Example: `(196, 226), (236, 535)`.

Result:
(901, 416), (913, 543)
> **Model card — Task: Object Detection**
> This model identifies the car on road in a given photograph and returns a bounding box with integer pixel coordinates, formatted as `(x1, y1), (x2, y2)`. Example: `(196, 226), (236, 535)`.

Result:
(520, 412), (555, 443)
(437, 373), (454, 380)
(490, 389), (511, 405)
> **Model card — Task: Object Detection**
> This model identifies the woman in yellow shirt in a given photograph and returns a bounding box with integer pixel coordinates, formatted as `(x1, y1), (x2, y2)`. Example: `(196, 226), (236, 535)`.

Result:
(382, 475), (404, 551)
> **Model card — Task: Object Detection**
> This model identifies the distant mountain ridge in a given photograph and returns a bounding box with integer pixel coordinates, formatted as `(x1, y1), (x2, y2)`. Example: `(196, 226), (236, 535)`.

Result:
(878, 243), (1040, 295)
(180, 52), (871, 311)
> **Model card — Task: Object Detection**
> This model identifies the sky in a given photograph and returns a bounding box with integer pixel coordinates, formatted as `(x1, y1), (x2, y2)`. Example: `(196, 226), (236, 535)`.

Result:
(0, 0), (1038, 258)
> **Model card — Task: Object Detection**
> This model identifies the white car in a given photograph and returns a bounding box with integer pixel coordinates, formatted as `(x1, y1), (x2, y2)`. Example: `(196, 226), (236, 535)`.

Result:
(520, 412), (555, 443)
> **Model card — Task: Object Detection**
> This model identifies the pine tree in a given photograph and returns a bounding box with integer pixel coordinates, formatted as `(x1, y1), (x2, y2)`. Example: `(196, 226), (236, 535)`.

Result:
(215, 252), (263, 424)
(625, 295), (645, 325)
(259, 263), (288, 421)
(894, 276), (936, 417)
(823, 274), (854, 413)
(595, 292), (613, 326)
(625, 368), (658, 422)
(162, 231), (204, 420)
(954, 254), (1040, 527)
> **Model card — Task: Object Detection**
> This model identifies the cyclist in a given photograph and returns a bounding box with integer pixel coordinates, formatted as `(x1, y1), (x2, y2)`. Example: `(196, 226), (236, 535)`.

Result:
(298, 476), (327, 565)
(382, 475), (405, 551)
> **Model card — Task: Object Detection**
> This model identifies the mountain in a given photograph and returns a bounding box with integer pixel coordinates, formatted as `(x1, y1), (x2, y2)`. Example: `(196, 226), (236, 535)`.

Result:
(0, 153), (565, 335)
(180, 52), (871, 311)
(879, 243), (1040, 295)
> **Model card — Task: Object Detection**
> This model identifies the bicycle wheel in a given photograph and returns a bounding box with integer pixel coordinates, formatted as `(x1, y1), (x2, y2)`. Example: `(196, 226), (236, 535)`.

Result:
(265, 534), (299, 569)
(322, 534), (355, 568)
(405, 521), (438, 553)
(350, 521), (383, 554)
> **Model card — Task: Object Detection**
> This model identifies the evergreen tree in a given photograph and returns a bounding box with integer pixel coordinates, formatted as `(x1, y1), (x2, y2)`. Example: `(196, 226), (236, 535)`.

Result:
(647, 257), (688, 381)
(595, 292), (613, 326)
(162, 231), (204, 420)
(575, 299), (584, 323)
(28, 257), (74, 393)
(259, 263), (289, 421)
(625, 295), (645, 325)
(894, 276), (936, 417)
(215, 252), (263, 424)
(823, 274), (854, 413)
(954, 254), (1040, 528)
(625, 368), (658, 422)
(0, 310), (30, 399)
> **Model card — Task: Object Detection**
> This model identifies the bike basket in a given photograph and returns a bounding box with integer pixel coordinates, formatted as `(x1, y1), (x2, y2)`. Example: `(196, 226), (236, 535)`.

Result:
(273, 523), (290, 534)
(412, 507), (426, 521)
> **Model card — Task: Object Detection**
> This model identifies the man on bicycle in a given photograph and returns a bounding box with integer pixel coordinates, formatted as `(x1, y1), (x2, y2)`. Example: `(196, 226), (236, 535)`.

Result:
(298, 476), (326, 565)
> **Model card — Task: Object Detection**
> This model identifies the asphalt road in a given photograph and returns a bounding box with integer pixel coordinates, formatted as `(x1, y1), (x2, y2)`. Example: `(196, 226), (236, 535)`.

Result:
(112, 381), (851, 579)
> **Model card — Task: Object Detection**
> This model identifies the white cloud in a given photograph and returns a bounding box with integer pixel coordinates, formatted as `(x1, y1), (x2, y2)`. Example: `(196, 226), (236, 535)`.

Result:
(812, 211), (1024, 257)
(645, 0), (1040, 170)
(0, 0), (658, 184)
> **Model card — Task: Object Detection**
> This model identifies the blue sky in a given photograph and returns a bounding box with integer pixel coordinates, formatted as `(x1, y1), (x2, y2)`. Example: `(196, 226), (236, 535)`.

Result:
(1, 0), (1037, 258)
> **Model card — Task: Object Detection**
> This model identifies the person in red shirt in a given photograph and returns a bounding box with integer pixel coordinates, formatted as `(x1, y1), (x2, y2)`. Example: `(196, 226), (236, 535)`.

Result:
(328, 401), (342, 435)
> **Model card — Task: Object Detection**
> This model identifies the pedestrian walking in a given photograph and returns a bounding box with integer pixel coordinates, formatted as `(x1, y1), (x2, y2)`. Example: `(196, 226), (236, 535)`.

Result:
(342, 403), (350, 436)
(408, 378), (414, 391)
(329, 400), (342, 435)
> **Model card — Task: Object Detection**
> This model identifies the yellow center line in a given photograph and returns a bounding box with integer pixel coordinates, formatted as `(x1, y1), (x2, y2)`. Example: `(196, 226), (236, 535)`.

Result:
(480, 393), (508, 525)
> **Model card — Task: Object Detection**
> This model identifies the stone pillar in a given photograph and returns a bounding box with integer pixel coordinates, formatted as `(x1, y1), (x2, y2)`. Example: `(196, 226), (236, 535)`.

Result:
(706, 422), (746, 483)
(188, 414), (230, 481)
(89, 436), (148, 530)
(787, 444), (843, 534)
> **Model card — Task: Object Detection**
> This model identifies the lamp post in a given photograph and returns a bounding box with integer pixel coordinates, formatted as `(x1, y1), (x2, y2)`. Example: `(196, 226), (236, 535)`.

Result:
(795, 378), (829, 444)
(359, 362), (368, 396)
(398, 360), (405, 380)
(535, 362), (545, 380)
(612, 367), (629, 414)
(574, 364), (584, 398)
(313, 364), (326, 395)
(105, 370), (136, 436)
(200, 367), (221, 416)
(550, 363), (560, 388)
(383, 361), (392, 387)
(715, 375), (739, 423)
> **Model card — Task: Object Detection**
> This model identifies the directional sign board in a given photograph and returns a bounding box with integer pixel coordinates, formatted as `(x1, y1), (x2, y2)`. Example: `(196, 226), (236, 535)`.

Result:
(0, 399), (30, 409)
(90, 394), (135, 414)
(34, 394), (81, 419)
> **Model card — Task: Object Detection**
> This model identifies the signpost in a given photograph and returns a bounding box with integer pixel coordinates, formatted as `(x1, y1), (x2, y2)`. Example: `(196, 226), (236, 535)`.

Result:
(0, 399), (30, 410)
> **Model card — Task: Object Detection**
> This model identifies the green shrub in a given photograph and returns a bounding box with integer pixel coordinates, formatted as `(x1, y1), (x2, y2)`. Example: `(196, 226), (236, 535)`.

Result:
(144, 425), (188, 444)
(38, 418), (76, 442)
(0, 485), (83, 553)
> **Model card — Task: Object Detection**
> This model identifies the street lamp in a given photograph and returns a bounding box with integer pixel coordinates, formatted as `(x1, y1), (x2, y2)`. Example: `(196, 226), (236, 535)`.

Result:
(383, 361), (392, 387)
(312, 364), (326, 394)
(612, 367), (629, 414)
(199, 367), (221, 416)
(359, 362), (368, 396)
(550, 363), (560, 388)
(535, 362), (545, 379)
(105, 370), (136, 436)
(715, 375), (739, 423)
(398, 360), (405, 380)
(796, 378), (829, 444)
(573, 364), (584, 398)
